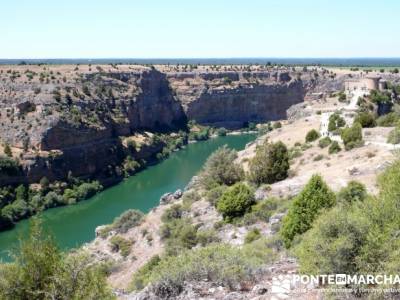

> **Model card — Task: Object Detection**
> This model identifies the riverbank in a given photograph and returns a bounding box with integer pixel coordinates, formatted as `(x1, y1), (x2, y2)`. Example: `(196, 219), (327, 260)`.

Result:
(0, 134), (256, 261)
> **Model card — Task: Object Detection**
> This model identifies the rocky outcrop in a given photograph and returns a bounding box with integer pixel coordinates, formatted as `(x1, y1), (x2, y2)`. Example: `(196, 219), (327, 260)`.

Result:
(1, 66), (337, 186)
(184, 79), (306, 129)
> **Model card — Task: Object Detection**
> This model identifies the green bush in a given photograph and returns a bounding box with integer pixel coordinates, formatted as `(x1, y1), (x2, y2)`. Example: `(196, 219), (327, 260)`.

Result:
(328, 141), (341, 154)
(3, 144), (12, 157)
(338, 92), (347, 102)
(273, 121), (282, 129)
(216, 127), (227, 136)
(217, 183), (255, 222)
(160, 218), (199, 255)
(241, 197), (279, 225)
(205, 185), (227, 206)
(130, 255), (161, 290)
(354, 112), (376, 128)
(318, 136), (331, 148)
(199, 146), (244, 189)
(295, 205), (371, 275)
(0, 218), (113, 300)
(341, 123), (363, 150)
(280, 174), (336, 248)
(387, 127), (400, 144)
(295, 159), (400, 281)
(111, 209), (144, 234)
(161, 204), (184, 223)
(248, 141), (289, 185)
(145, 244), (264, 297)
(109, 235), (132, 258)
(369, 89), (391, 104)
(313, 154), (324, 161)
(337, 181), (367, 205)
(196, 229), (220, 246)
(244, 228), (261, 244)
(305, 129), (320, 142)
(0, 157), (20, 176)
(328, 113), (346, 132)
(376, 112), (400, 127)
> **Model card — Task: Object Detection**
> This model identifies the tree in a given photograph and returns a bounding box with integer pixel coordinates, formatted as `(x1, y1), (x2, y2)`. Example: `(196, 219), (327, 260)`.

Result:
(280, 174), (336, 248)
(337, 181), (367, 204)
(0, 218), (113, 299)
(3, 144), (12, 157)
(318, 137), (331, 148)
(354, 112), (376, 128)
(305, 129), (320, 143)
(295, 205), (371, 275)
(248, 141), (289, 185)
(217, 183), (255, 221)
(199, 146), (244, 189)
(328, 141), (341, 154)
(328, 113), (346, 132)
(40, 177), (50, 194)
(341, 123), (363, 150)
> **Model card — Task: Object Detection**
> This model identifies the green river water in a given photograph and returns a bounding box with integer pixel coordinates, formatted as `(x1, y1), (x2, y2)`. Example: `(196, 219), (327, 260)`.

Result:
(0, 134), (256, 261)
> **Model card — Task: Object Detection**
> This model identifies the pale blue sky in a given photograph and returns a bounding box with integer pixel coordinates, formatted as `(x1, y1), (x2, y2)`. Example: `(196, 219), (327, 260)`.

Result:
(1, 0), (399, 58)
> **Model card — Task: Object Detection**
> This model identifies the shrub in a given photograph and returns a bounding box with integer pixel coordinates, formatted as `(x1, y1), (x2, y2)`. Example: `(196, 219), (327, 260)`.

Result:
(369, 89), (391, 104)
(216, 127), (227, 136)
(130, 255), (161, 290)
(0, 218), (113, 299)
(295, 205), (371, 275)
(0, 156), (20, 176)
(199, 146), (244, 189)
(376, 112), (400, 127)
(3, 144), (12, 157)
(295, 159), (400, 282)
(75, 181), (102, 200)
(338, 92), (347, 102)
(341, 123), (363, 150)
(217, 183), (255, 221)
(387, 127), (400, 144)
(109, 235), (132, 257)
(273, 121), (282, 129)
(305, 129), (320, 143)
(161, 204), (184, 223)
(248, 141), (289, 185)
(313, 154), (324, 161)
(328, 141), (341, 154)
(328, 113), (346, 132)
(242, 197), (279, 225)
(205, 185), (227, 206)
(196, 229), (220, 246)
(354, 112), (376, 128)
(337, 181), (367, 205)
(111, 209), (144, 233)
(318, 137), (331, 148)
(123, 156), (141, 175)
(244, 228), (261, 244)
(146, 244), (264, 297)
(280, 174), (336, 248)
(44, 191), (65, 208)
(160, 218), (199, 255)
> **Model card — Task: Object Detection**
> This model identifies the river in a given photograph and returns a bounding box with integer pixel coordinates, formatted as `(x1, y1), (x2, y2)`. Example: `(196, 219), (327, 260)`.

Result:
(0, 134), (256, 261)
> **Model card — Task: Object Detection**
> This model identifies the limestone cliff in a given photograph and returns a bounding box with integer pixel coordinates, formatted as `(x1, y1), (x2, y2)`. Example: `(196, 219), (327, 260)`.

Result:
(0, 65), (335, 186)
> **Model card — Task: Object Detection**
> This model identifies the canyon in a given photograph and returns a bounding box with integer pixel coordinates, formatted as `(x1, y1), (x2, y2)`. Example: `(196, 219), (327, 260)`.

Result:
(0, 64), (340, 186)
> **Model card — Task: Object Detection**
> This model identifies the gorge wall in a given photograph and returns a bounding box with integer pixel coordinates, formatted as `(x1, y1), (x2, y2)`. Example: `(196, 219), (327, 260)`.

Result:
(0, 65), (333, 186)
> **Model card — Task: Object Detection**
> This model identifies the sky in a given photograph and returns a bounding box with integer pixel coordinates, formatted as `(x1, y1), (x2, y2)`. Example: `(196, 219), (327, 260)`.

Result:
(1, 0), (399, 59)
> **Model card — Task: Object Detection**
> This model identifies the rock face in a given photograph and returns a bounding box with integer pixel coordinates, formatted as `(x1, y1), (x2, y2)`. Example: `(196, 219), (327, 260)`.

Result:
(185, 80), (305, 128)
(0, 65), (333, 186)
